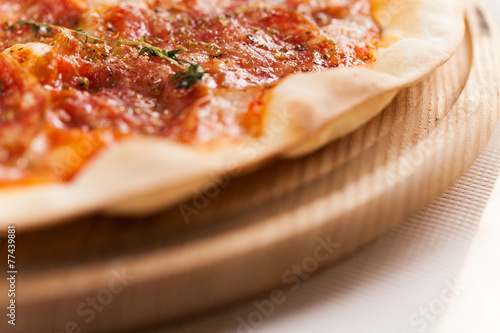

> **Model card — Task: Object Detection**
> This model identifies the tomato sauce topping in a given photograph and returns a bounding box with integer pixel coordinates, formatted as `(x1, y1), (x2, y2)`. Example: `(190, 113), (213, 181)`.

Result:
(0, 0), (380, 185)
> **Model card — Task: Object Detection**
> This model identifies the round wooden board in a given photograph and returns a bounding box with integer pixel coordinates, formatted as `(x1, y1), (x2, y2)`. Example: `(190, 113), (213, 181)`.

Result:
(2, 3), (499, 333)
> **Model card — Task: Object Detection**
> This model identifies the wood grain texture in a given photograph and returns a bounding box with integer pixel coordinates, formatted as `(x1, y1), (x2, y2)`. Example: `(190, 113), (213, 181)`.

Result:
(1, 3), (499, 333)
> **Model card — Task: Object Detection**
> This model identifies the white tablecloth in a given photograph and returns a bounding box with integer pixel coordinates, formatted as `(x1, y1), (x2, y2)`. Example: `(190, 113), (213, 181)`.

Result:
(156, 2), (500, 332)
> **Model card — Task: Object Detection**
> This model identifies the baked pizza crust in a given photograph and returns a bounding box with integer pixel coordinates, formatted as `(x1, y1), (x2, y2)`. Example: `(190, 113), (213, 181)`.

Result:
(0, 0), (466, 229)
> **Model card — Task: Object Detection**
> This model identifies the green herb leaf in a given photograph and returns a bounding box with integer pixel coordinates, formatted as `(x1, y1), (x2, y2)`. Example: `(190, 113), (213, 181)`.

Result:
(33, 25), (40, 38)
(12, 20), (205, 89)
(76, 28), (89, 43)
(174, 64), (204, 90)
(169, 71), (186, 82)
(138, 47), (150, 56)
(166, 49), (182, 59)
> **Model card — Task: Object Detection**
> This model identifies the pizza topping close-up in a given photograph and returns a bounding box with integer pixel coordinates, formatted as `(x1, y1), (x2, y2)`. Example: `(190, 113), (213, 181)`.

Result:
(0, 0), (380, 186)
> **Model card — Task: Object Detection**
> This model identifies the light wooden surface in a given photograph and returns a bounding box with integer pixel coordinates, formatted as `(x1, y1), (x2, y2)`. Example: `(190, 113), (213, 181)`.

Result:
(1, 4), (499, 333)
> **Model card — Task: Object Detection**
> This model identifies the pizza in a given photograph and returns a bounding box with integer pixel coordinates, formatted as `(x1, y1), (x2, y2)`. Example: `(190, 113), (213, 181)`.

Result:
(0, 0), (464, 227)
